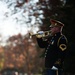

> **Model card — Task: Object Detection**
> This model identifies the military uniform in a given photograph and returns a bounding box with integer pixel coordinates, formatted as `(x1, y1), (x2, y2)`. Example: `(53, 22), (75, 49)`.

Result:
(36, 19), (68, 69)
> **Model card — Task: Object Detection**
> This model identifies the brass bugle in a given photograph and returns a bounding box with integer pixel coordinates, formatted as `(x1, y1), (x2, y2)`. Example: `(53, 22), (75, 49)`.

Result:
(29, 30), (51, 38)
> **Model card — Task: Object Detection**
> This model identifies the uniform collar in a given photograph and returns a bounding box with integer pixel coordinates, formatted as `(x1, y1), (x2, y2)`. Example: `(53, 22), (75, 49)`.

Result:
(54, 32), (61, 36)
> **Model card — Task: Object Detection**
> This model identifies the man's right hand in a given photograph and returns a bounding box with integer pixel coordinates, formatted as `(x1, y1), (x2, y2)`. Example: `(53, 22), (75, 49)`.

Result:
(36, 31), (44, 38)
(38, 31), (44, 34)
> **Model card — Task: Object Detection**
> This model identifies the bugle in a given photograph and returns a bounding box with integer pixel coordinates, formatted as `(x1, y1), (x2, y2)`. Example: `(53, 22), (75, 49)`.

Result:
(29, 30), (51, 38)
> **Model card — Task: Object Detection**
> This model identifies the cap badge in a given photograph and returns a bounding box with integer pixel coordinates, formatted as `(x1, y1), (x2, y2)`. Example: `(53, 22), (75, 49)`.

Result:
(55, 23), (57, 26)
(51, 40), (54, 45)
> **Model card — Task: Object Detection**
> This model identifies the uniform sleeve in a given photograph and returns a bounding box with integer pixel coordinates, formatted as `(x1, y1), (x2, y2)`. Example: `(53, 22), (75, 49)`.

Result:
(36, 38), (48, 48)
(57, 35), (68, 51)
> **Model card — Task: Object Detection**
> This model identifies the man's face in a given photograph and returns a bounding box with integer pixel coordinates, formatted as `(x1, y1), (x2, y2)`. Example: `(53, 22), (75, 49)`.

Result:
(50, 26), (60, 34)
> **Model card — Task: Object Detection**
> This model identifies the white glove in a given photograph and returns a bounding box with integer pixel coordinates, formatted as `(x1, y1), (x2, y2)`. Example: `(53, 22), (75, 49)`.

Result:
(36, 31), (44, 38)
(52, 66), (58, 70)
(38, 31), (44, 34)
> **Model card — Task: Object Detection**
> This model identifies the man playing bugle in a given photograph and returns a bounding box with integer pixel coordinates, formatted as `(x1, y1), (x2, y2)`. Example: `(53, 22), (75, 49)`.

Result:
(36, 19), (68, 75)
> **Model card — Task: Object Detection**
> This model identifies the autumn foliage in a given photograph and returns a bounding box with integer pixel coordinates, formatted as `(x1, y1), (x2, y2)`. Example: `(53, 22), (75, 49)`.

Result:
(0, 33), (44, 73)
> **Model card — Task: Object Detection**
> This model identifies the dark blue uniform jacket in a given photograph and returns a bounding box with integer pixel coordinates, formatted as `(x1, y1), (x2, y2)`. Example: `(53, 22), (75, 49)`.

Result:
(37, 32), (68, 69)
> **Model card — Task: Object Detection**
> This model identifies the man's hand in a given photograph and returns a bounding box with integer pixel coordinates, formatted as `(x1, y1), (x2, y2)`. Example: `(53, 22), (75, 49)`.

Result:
(38, 31), (44, 34)
(36, 31), (44, 38)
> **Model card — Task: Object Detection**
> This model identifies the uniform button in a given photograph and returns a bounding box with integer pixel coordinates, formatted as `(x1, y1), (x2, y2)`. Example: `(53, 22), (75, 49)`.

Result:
(48, 45), (50, 46)
(47, 48), (49, 49)
(45, 52), (47, 54)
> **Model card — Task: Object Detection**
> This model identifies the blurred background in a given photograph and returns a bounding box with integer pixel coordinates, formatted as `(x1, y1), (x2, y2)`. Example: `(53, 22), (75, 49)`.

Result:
(0, 0), (75, 75)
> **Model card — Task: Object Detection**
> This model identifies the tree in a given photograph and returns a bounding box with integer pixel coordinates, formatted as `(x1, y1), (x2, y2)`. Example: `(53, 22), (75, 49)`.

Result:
(3, 33), (44, 74)
(0, 0), (45, 74)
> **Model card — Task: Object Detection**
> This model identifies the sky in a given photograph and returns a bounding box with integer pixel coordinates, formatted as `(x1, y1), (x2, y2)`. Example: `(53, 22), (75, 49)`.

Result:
(0, 0), (41, 44)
